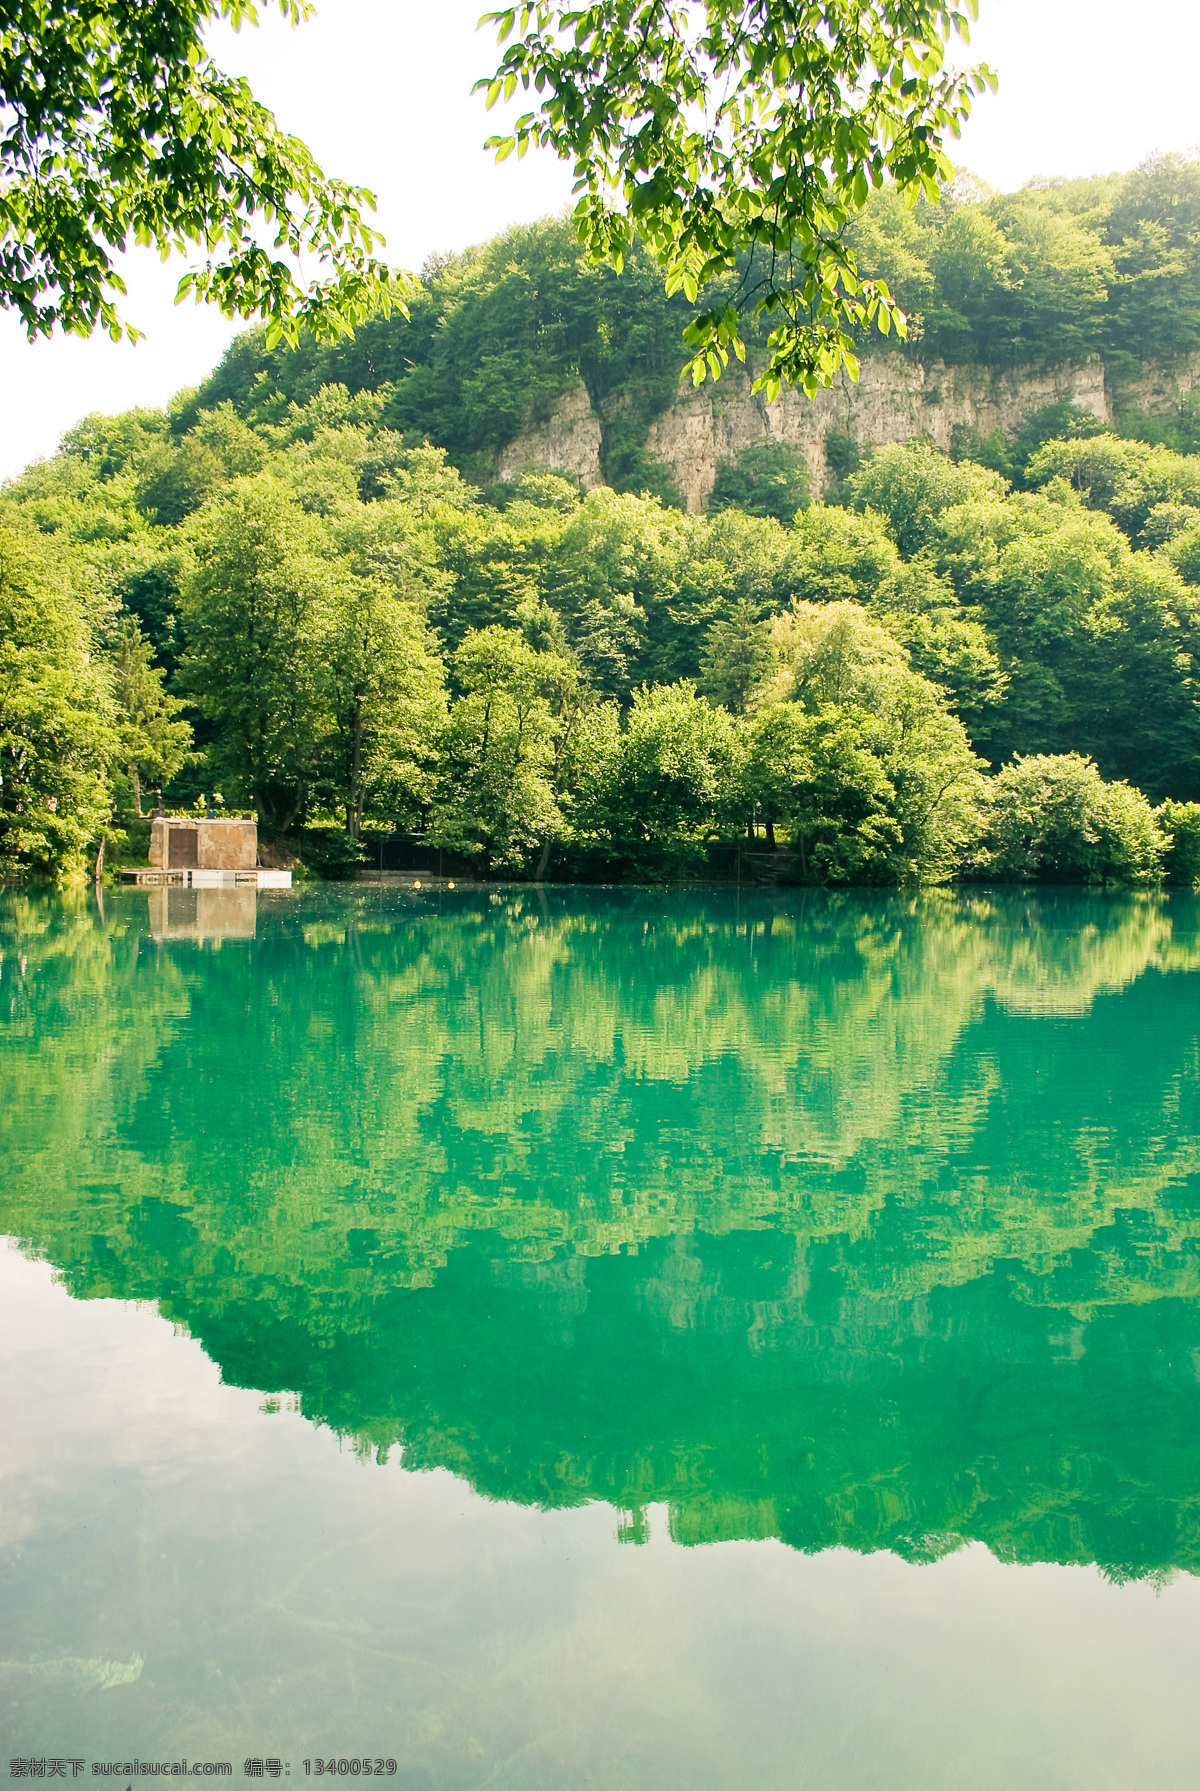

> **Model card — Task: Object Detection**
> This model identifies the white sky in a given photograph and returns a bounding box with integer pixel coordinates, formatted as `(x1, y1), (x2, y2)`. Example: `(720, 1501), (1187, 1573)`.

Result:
(2, 0), (1198, 481)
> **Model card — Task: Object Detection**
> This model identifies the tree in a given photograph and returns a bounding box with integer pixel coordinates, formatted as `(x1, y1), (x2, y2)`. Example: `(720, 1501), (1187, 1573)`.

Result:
(481, 0), (994, 397)
(844, 182), (936, 322)
(135, 404), (265, 525)
(320, 583), (446, 839)
(427, 627), (569, 872)
(709, 445), (810, 521)
(866, 660), (986, 880)
(777, 504), (1004, 732)
(0, 526), (116, 877)
(570, 682), (739, 872)
(1162, 520), (1200, 586)
(180, 475), (338, 827)
(540, 486), (692, 689)
(923, 473), (1200, 795)
(699, 601), (774, 714)
(0, 0), (402, 346)
(1079, 556), (1200, 802)
(1106, 154), (1200, 368)
(763, 599), (910, 709)
(741, 701), (904, 879)
(109, 620), (194, 815)
(985, 754), (1166, 884)
(848, 441), (1007, 558)
(929, 197), (1114, 366)
(939, 501), (1123, 763)
(925, 202), (1010, 357)
(779, 504), (900, 607)
(759, 599), (986, 878)
(1026, 435), (1200, 539)
(1156, 799), (1200, 886)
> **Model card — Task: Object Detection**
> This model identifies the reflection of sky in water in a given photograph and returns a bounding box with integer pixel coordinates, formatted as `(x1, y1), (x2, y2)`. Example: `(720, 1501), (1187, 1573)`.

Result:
(5, 1248), (1200, 1788)
(5, 886), (1200, 1779)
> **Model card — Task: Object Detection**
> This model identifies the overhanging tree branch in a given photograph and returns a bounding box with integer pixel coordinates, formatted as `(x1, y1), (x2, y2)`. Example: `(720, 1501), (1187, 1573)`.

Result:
(0, 0), (407, 343)
(478, 0), (995, 395)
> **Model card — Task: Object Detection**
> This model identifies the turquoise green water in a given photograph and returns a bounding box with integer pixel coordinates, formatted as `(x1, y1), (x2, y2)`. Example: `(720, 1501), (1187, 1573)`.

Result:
(4, 883), (1200, 1787)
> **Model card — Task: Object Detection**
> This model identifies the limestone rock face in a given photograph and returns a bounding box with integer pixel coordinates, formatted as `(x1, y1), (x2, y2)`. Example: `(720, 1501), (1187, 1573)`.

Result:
(648, 354), (1112, 512)
(496, 377), (604, 488)
(490, 351), (1200, 513)
(1114, 352), (1200, 419)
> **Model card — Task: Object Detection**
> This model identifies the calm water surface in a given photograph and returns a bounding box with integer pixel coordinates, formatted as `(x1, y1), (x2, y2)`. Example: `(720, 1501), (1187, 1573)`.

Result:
(3, 883), (1200, 1788)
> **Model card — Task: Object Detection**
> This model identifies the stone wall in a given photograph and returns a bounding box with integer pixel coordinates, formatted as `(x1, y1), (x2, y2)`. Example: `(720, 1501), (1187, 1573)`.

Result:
(490, 350), (1200, 514)
(149, 816), (257, 871)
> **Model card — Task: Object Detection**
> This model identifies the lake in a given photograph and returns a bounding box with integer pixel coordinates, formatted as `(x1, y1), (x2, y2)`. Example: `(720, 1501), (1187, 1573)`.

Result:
(3, 882), (1200, 1788)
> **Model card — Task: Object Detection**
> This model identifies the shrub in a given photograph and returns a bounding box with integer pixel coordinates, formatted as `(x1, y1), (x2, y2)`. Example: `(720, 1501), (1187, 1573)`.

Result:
(710, 444), (810, 522)
(985, 754), (1166, 884)
(1156, 799), (1200, 886)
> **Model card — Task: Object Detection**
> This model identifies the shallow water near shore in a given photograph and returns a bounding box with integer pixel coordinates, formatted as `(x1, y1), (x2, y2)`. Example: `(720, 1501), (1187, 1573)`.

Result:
(4, 882), (1200, 1787)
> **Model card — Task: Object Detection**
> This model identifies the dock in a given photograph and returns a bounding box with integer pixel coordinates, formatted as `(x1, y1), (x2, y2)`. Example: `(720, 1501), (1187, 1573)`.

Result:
(120, 812), (291, 889)
(120, 868), (292, 888)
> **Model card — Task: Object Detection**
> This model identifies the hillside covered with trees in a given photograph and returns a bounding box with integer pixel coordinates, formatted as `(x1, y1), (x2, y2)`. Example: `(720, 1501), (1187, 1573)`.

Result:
(182, 153), (1200, 488)
(7, 157), (1200, 887)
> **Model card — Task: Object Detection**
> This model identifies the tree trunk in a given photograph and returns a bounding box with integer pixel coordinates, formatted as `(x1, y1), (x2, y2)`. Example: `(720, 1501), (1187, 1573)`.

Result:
(94, 835), (105, 883)
(281, 782), (305, 834)
(129, 765), (144, 818)
(535, 838), (552, 881)
(765, 817), (776, 850)
(349, 698), (363, 839)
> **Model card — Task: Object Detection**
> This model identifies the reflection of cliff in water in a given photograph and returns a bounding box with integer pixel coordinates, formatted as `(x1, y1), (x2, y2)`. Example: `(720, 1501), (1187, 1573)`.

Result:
(4, 884), (1200, 1577)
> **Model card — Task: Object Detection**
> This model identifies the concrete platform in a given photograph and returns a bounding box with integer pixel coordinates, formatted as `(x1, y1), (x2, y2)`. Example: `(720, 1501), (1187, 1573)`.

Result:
(120, 868), (292, 888)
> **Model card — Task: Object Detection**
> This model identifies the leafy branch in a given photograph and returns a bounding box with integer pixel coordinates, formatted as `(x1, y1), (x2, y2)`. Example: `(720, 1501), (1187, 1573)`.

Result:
(478, 0), (994, 393)
(0, 0), (407, 343)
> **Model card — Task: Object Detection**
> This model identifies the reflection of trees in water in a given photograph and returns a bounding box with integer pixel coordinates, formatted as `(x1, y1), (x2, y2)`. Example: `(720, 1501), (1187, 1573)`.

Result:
(4, 885), (1200, 1573)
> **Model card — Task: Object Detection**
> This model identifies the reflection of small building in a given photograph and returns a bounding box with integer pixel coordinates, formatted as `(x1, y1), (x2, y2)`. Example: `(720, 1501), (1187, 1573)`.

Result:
(148, 886), (258, 941)
(122, 815), (291, 888)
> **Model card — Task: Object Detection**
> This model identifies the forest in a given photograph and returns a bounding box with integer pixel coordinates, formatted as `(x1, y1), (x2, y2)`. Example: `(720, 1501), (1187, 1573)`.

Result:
(7, 156), (1200, 887)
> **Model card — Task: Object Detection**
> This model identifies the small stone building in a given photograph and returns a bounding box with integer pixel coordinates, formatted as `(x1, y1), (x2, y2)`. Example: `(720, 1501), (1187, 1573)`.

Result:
(149, 815), (257, 872)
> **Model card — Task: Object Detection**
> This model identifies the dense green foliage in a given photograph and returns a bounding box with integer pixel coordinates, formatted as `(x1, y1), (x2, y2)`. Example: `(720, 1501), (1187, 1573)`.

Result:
(9, 167), (1200, 886)
(479, 0), (991, 396)
(7, 371), (1200, 884)
(178, 161), (1200, 474)
(185, 221), (699, 488)
(986, 754), (1167, 885)
(0, 526), (116, 876)
(848, 154), (1200, 381)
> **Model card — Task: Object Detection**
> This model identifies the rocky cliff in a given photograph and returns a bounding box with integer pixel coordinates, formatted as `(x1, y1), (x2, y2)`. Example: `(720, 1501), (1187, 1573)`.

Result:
(496, 351), (1200, 511)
